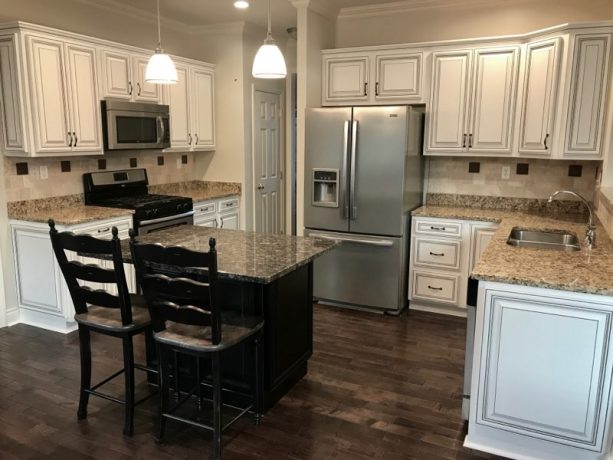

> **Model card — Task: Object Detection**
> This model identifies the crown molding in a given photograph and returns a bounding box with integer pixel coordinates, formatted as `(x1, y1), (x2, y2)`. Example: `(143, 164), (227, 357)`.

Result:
(337, 0), (534, 19)
(291, 0), (339, 20)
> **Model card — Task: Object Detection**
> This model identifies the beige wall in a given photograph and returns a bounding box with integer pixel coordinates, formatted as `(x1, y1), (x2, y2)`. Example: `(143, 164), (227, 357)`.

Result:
(426, 157), (600, 201)
(335, 0), (613, 48)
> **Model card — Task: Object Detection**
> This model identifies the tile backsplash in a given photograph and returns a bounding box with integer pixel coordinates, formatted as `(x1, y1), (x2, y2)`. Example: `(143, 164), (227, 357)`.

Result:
(426, 157), (600, 202)
(3, 150), (203, 202)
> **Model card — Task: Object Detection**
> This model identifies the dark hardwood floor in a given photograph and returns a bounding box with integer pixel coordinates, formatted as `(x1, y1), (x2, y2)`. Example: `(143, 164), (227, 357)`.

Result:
(0, 306), (501, 459)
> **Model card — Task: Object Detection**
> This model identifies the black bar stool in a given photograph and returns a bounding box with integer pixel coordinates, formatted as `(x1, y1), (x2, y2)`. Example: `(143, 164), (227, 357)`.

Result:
(48, 219), (156, 436)
(130, 233), (264, 460)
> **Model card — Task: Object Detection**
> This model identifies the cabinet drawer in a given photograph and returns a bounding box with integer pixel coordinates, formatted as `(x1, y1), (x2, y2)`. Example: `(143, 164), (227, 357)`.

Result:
(414, 238), (461, 270)
(415, 219), (462, 237)
(218, 197), (239, 211)
(411, 271), (459, 305)
(194, 201), (216, 215)
(79, 219), (131, 240)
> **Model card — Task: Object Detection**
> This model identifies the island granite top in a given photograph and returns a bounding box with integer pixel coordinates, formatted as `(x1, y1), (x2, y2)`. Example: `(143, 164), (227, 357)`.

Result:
(412, 205), (613, 296)
(124, 226), (339, 284)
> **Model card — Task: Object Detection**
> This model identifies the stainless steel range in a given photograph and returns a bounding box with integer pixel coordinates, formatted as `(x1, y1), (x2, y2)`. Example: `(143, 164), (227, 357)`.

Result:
(83, 168), (193, 235)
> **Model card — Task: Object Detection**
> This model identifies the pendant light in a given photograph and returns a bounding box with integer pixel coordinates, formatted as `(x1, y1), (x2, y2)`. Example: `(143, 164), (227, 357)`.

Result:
(252, 0), (287, 79)
(145, 0), (177, 84)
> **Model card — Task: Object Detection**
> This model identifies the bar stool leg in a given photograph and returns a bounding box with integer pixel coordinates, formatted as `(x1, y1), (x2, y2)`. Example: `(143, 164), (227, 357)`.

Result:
(122, 336), (135, 436)
(156, 346), (169, 444)
(77, 325), (91, 420)
(211, 353), (222, 460)
(254, 334), (263, 425)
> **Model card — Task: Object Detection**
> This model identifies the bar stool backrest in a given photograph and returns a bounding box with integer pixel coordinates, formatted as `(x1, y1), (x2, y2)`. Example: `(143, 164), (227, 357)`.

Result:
(129, 234), (221, 345)
(48, 219), (133, 325)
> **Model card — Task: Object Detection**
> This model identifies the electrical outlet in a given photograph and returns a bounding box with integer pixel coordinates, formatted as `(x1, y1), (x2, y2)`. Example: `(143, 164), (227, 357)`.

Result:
(40, 165), (48, 179)
(501, 166), (510, 180)
(176, 158), (182, 169)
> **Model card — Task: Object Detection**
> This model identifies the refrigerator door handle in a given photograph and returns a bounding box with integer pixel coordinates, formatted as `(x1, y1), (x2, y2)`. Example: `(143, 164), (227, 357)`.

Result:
(350, 120), (358, 220)
(313, 234), (394, 247)
(341, 120), (350, 218)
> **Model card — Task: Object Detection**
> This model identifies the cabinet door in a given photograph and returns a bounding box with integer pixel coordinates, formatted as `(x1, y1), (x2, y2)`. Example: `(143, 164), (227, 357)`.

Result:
(26, 35), (71, 152)
(65, 43), (102, 152)
(478, 291), (613, 449)
(132, 55), (160, 102)
(165, 63), (191, 149)
(323, 56), (369, 103)
(518, 38), (561, 155)
(99, 48), (132, 100)
(427, 50), (472, 152)
(219, 211), (239, 230)
(0, 37), (26, 153)
(564, 33), (612, 157)
(468, 46), (519, 153)
(190, 67), (215, 149)
(469, 224), (497, 273)
(375, 53), (422, 100)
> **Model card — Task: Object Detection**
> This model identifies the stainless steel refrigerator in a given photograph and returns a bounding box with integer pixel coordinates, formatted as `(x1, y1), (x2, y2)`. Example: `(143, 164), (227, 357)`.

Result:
(304, 105), (424, 314)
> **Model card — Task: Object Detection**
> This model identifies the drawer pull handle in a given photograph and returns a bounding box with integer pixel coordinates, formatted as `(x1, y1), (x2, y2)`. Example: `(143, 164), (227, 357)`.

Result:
(428, 285), (443, 291)
(226, 202), (234, 207)
(429, 252), (445, 257)
(430, 226), (446, 231)
(97, 227), (110, 233)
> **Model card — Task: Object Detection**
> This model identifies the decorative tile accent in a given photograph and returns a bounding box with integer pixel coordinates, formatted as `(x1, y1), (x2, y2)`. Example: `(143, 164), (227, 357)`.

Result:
(16, 162), (28, 175)
(468, 162), (480, 173)
(568, 164), (583, 177)
(181, 155), (188, 164)
(98, 159), (107, 170)
(157, 156), (164, 166)
(130, 158), (137, 168)
(516, 163), (529, 175)
(61, 161), (71, 172)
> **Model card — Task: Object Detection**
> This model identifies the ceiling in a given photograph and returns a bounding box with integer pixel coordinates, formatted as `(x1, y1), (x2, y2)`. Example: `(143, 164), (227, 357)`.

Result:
(110, 0), (401, 33)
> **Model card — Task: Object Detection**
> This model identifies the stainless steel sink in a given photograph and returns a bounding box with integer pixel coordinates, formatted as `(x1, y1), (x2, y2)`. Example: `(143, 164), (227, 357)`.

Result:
(507, 228), (581, 251)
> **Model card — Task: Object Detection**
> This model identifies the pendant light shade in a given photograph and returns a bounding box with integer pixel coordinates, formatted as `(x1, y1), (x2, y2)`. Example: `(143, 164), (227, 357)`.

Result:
(146, 0), (177, 84)
(252, 0), (287, 79)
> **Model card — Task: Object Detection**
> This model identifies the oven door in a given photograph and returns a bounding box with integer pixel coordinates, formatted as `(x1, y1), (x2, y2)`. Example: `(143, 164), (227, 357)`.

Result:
(106, 109), (170, 150)
(137, 211), (194, 235)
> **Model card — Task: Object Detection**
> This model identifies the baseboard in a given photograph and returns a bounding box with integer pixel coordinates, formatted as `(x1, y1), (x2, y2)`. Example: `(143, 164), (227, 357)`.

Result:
(410, 303), (467, 318)
(6, 308), (19, 326)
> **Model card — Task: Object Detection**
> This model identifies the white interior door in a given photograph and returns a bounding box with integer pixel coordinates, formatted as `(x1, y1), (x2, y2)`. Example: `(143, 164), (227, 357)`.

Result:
(254, 90), (282, 234)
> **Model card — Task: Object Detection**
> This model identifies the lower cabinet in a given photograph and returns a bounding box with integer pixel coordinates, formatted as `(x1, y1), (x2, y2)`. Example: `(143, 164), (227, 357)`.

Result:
(10, 215), (134, 333)
(408, 216), (498, 316)
(193, 196), (240, 230)
(467, 282), (613, 459)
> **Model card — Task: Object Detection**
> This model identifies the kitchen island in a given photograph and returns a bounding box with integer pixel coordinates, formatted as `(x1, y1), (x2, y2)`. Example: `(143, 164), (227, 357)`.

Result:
(124, 225), (339, 412)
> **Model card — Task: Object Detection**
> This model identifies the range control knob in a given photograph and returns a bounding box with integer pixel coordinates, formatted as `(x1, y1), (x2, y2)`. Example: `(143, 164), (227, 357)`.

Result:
(145, 210), (152, 217)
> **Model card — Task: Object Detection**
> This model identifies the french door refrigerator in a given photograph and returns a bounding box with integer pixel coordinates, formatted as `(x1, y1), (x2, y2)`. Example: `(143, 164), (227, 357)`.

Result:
(304, 106), (424, 314)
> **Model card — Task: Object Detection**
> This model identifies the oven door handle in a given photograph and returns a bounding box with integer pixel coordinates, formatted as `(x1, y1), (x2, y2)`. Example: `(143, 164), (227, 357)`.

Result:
(139, 210), (194, 227)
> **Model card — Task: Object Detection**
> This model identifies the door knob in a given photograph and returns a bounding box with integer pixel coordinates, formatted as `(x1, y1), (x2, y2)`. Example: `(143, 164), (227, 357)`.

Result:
(257, 184), (264, 191)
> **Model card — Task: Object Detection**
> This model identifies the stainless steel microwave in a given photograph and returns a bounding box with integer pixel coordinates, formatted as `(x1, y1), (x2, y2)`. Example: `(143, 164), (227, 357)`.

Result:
(102, 100), (170, 150)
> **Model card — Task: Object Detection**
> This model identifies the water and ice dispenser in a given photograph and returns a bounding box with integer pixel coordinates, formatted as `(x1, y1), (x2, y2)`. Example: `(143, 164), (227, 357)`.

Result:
(312, 168), (339, 207)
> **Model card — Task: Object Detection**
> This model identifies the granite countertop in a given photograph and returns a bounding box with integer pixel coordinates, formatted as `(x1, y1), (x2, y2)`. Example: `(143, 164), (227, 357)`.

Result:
(413, 205), (613, 296)
(123, 226), (339, 284)
(7, 181), (242, 225)
(149, 181), (241, 202)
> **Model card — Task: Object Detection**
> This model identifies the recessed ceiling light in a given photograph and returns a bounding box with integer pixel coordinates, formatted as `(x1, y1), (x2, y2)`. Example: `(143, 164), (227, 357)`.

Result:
(234, 0), (249, 9)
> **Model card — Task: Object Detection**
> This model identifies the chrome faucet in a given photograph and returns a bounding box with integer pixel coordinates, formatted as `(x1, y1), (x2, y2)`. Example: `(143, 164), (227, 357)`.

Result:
(547, 190), (596, 248)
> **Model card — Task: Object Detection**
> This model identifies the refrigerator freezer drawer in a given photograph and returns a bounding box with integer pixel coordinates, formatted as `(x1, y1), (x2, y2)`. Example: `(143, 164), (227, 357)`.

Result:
(305, 229), (408, 313)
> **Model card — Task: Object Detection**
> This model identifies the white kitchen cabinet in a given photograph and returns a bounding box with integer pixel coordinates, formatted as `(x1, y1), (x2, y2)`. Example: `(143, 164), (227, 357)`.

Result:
(563, 32), (612, 158)
(467, 282), (613, 459)
(409, 216), (498, 316)
(99, 48), (160, 103)
(427, 46), (519, 155)
(193, 196), (240, 230)
(163, 62), (215, 151)
(10, 215), (134, 333)
(517, 38), (562, 155)
(0, 37), (27, 154)
(322, 51), (424, 105)
(323, 55), (369, 103)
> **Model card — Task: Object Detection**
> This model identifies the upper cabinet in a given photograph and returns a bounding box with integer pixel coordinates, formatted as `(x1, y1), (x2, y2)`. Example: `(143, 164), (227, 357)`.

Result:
(322, 50), (424, 105)
(163, 61), (215, 151)
(517, 38), (562, 155)
(426, 46), (519, 155)
(562, 32), (612, 159)
(0, 22), (215, 157)
(99, 48), (160, 103)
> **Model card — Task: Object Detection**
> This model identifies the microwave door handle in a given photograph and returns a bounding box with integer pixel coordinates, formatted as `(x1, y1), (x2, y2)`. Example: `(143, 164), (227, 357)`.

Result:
(341, 120), (350, 218)
(350, 120), (358, 220)
(156, 116), (165, 145)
